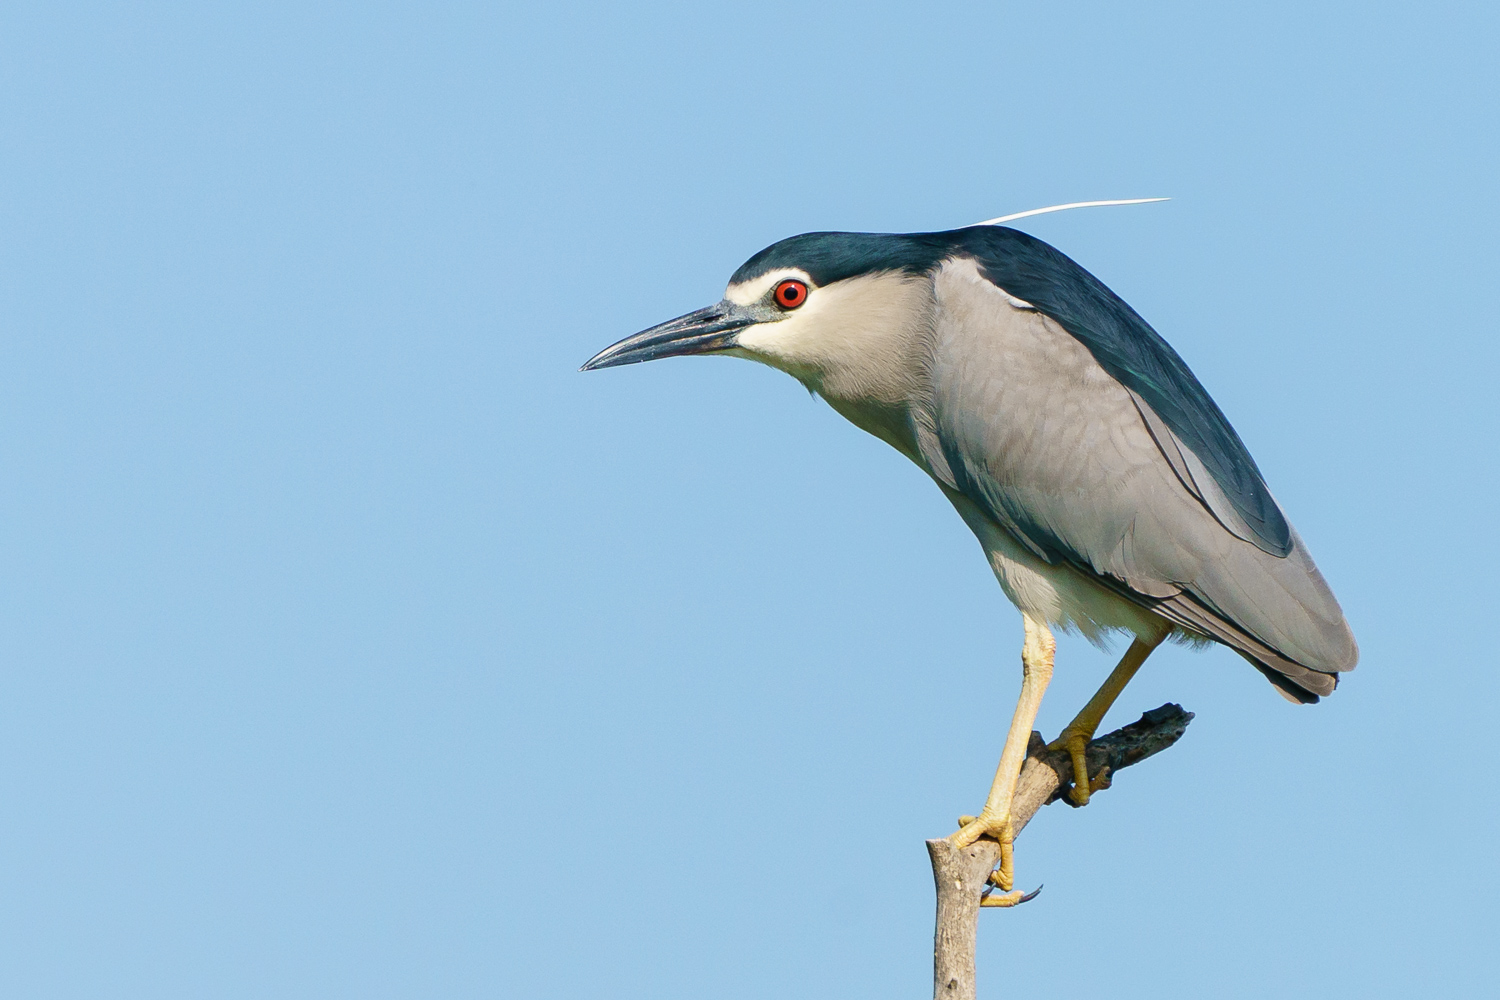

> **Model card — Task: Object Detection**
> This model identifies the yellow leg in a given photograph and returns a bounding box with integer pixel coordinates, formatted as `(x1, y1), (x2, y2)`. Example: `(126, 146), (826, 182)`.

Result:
(948, 613), (1055, 907)
(1047, 634), (1164, 806)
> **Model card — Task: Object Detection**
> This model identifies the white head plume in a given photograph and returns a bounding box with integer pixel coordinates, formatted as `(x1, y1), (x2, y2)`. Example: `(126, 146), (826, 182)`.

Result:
(969, 198), (1169, 228)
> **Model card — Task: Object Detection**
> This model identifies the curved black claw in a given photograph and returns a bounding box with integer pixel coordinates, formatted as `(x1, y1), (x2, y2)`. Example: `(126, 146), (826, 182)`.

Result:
(980, 883), (1043, 907)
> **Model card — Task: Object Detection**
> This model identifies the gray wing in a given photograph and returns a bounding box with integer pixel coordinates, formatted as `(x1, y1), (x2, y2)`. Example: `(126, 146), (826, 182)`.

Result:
(952, 224), (1293, 557)
(916, 260), (1357, 699)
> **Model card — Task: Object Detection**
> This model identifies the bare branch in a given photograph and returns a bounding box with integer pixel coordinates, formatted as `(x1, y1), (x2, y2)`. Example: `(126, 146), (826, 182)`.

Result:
(927, 704), (1194, 1000)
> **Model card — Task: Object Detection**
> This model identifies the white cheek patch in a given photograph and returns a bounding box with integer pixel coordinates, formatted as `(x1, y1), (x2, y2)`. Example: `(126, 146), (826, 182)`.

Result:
(734, 309), (807, 355)
(733, 323), (777, 353)
(726, 268), (813, 306)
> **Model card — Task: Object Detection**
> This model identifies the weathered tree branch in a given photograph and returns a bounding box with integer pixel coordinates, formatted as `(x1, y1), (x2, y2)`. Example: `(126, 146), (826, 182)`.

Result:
(926, 704), (1194, 1000)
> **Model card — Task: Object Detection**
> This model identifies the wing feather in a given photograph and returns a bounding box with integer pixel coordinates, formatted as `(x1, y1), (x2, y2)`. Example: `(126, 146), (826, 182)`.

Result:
(920, 260), (1357, 696)
(947, 226), (1293, 557)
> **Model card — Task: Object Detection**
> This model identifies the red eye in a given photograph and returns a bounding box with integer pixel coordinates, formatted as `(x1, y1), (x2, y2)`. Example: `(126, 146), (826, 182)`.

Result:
(773, 279), (808, 309)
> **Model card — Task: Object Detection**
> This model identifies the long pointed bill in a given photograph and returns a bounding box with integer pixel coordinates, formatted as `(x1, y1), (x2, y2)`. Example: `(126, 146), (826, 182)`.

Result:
(580, 301), (758, 371)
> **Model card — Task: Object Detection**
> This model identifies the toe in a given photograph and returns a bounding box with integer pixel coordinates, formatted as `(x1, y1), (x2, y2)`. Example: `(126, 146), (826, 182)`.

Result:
(980, 885), (1042, 907)
(948, 812), (1012, 850)
(948, 816), (986, 849)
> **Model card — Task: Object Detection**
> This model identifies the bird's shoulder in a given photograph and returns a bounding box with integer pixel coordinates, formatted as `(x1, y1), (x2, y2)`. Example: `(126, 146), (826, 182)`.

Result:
(923, 227), (1291, 558)
(918, 259), (1205, 581)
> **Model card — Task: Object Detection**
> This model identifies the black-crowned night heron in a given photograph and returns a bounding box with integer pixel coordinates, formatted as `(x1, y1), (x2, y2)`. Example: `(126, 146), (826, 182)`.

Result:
(582, 204), (1357, 906)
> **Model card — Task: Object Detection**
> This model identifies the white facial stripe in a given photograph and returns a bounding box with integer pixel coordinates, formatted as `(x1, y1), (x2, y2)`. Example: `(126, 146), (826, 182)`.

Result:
(725, 268), (812, 305)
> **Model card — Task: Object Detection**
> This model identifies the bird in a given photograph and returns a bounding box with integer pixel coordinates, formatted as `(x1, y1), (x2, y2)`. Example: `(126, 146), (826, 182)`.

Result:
(581, 205), (1357, 906)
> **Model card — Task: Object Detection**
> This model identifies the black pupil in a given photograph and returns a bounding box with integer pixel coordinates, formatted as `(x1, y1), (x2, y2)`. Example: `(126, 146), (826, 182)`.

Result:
(783, 284), (799, 302)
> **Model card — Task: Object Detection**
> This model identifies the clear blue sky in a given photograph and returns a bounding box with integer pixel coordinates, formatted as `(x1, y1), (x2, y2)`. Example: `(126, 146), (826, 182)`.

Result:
(1, 2), (1495, 997)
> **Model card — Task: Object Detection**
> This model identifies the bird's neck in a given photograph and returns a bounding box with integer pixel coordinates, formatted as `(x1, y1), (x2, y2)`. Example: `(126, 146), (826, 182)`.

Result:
(819, 393), (925, 462)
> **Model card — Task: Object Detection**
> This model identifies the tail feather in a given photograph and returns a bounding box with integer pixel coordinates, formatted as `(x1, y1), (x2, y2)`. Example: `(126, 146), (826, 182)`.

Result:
(1154, 591), (1339, 702)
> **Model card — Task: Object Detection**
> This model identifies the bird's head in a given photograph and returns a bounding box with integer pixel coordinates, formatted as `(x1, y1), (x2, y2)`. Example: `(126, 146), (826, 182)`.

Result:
(583, 201), (1172, 393)
(581, 232), (945, 405)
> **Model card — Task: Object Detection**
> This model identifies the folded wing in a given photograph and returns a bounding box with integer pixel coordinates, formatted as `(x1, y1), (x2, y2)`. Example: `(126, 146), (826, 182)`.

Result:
(918, 252), (1357, 700)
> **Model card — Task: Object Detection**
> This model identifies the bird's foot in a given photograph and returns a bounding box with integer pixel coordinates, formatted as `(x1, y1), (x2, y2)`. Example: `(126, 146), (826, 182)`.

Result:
(949, 814), (1041, 907)
(981, 879), (1043, 908)
(1045, 726), (1102, 806)
(949, 811), (1016, 889)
